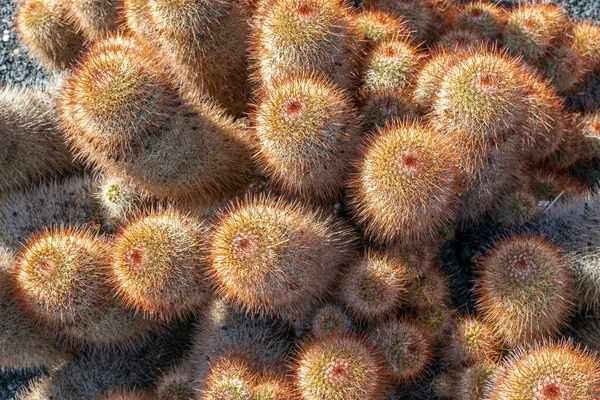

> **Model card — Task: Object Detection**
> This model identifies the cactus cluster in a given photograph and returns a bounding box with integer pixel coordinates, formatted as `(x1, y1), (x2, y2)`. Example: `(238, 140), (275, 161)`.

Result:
(3, 0), (600, 398)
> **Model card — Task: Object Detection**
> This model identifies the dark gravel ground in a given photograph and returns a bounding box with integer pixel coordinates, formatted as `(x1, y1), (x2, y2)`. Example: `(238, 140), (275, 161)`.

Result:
(0, 0), (599, 399)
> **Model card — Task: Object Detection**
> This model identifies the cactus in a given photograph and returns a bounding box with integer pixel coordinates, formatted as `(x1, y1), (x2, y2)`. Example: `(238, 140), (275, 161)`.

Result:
(348, 119), (460, 245)
(202, 352), (254, 400)
(412, 50), (462, 112)
(486, 340), (600, 399)
(156, 360), (195, 400)
(452, 1), (505, 41)
(434, 29), (488, 51)
(474, 234), (575, 346)
(359, 90), (417, 132)
(444, 315), (505, 366)
(0, 82), (75, 195)
(94, 389), (154, 400)
(453, 362), (495, 400)
(252, 374), (295, 400)
(311, 304), (353, 338)
(58, 35), (254, 204)
(294, 334), (385, 400)
(0, 248), (70, 370)
(370, 318), (434, 383)
(253, 73), (362, 202)
(209, 195), (354, 315)
(144, 0), (251, 114)
(111, 208), (212, 321)
(66, 0), (124, 40)
(251, 0), (359, 90)
(338, 249), (408, 322)
(404, 265), (452, 312)
(15, 0), (85, 70)
(503, 3), (569, 63)
(354, 9), (408, 46)
(578, 109), (600, 160)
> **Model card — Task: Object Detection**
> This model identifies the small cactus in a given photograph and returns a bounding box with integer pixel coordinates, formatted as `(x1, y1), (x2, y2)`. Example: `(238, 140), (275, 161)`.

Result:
(66, 0), (124, 40)
(354, 9), (408, 46)
(202, 352), (255, 400)
(452, 1), (505, 41)
(311, 304), (353, 338)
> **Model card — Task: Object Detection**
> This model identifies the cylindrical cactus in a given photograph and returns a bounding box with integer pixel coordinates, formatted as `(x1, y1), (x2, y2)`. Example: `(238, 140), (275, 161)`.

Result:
(294, 334), (385, 400)
(252, 73), (362, 202)
(66, 0), (124, 40)
(15, 0), (86, 70)
(58, 35), (254, 204)
(0, 83), (75, 195)
(474, 234), (575, 346)
(111, 208), (212, 321)
(348, 119), (460, 245)
(209, 195), (354, 316)
(354, 9), (408, 46)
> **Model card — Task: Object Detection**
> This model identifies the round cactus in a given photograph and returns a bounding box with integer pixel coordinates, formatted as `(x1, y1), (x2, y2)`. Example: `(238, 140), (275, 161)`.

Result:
(253, 374), (295, 400)
(504, 3), (569, 63)
(452, 1), (505, 41)
(202, 353), (255, 400)
(66, 0), (124, 40)
(348, 119), (460, 245)
(434, 29), (488, 52)
(404, 266), (452, 311)
(253, 73), (361, 202)
(294, 334), (385, 400)
(95, 175), (152, 231)
(338, 249), (408, 322)
(111, 208), (212, 321)
(360, 35), (419, 95)
(210, 195), (354, 316)
(487, 341), (600, 399)
(94, 389), (154, 400)
(412, 50), (461, 112)
(156, 361), (195, 400)
(15, 0), (85, 70)
(370, 318), (434, 383)
(251, 0), (359, 90)
(359, 89), (417, 132)
(311, 304), (353, 338)
(14, 226), (111, 328)
(354, 9), (408, 46)
(445, 315), (505, 365)
(475, 234), (575, 346)
(578, 109), (600, 160)
(454, 362), (495, 400)
(58, 35), (254, 204)
(145, 0), (251, 114)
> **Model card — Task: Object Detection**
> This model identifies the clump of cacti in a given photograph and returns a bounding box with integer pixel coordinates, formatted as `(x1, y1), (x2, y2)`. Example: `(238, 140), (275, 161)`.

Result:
(3, 0), (600, 398)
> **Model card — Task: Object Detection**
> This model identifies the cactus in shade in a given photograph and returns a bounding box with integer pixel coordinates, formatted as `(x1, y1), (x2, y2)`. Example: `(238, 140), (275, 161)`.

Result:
(144, 0), (251, 114)
(111, 208), (212, 321)
(15, 0), (86, 70)
(251, 0), (359, 90)
(0, 175), (101, 250)
(578, 109), (600, 160)
(0, 83), (75, 195)
(434, 29), (488, 51)
(253, 74), (362, 202)
(66, 0), (124, 40)
(445, 315), (505, 366)
(359, 90), (417, 132)
(338, 249), (408, 322)
(311, 304), (353, 338)
(354, 9), (409, 46)
(294, 334), (385, 400)
(252, 374), (295, 400)
(486, 341), (600, 399)
(209, 195), (354, 316)
(452, 2), (505, 41)
(412, 50), (462, 112)
(415, 304), (455, 342)
(123, 0), (153, 42)
(360, 0), (444, 44)
(156, 360), (195, 400)
(404, 266), (451, 311)
(496, 189), (542, 227)
(359, 35), (419, 96)
(348, 119), (460, 246)
(0, 248), (70, 370)
(202, 353), (254, 400)
(94, 389), (154, 400)
(504, 3), (569, 64)
(58, 36), (254, 204)
(453, 362), (495, 400)
(370, 319), (434, 383)
(475, 234), (575, 346)
(190, 298), (293, 382)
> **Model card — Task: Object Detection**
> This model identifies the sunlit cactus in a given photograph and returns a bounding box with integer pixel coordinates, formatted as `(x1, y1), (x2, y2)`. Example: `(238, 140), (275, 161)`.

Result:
(253, 73), (362, 202)
(202, 352), (255, 400)
(354, 9), (409, 46)
(58, 35), (254, 204)
(348, 119), (460, 245)
(15, 0), (86, 70)
(294, 334), (385, 400)
(444, 315), (505, 366)
(251, 0), (359, 90)
(475, 234), (575, 346)
(66, 0), (124, 40)
(111, 208), (212, 321)
(486, 340), (600, 399)
(209, 195), (354, 316)
(452, 1), (505, 41)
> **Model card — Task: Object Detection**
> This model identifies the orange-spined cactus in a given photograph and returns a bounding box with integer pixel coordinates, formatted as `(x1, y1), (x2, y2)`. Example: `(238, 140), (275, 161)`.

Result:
(15, 0), (85, 70)
(294, 334), (385, 400)
(58, 35), (254, 204)
(474, 234), (575, 346)
(66, 0), (124, 40)
(253, 73), (361, 202)
(111, 208), (212, 321)
(348, 119), (460, 246)
(209, 195), (355, 316)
